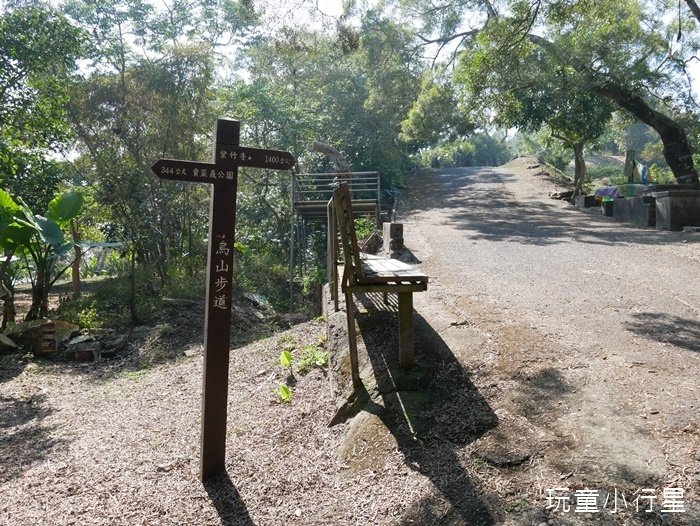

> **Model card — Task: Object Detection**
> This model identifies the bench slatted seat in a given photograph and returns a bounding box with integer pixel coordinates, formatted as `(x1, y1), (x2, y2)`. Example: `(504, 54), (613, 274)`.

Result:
(332, 183), (428, 388)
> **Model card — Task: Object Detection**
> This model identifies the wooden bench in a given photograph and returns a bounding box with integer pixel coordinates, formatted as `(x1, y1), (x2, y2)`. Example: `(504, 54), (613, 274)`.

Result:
(332, 183), (428, 388)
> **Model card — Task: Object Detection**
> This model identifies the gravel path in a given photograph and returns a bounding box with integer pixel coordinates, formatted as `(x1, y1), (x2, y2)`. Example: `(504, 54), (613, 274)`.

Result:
(397, 160), (700, 522)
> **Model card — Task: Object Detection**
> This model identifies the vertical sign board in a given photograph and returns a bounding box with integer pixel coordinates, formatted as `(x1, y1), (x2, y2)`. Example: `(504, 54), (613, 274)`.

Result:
(151, 119), (295, 481)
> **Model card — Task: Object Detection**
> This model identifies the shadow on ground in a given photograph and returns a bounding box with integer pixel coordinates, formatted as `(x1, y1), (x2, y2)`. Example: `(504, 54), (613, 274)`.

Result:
(0, 352), (26, 383)
(0, 392), (67, 484)
(404, 168), (688, 248)
(625, 312), (700, 353)
(204, 471), (256, 526)
(350, 293), (500, 525)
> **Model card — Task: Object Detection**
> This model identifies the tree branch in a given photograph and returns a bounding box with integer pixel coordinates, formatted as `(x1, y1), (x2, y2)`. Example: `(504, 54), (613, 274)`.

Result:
(685, 0), (700, 23)
(415, 30), (479, 46)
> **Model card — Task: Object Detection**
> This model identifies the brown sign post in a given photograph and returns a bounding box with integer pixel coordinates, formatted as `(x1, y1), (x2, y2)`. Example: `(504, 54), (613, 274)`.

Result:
(151, 119), (295, 481)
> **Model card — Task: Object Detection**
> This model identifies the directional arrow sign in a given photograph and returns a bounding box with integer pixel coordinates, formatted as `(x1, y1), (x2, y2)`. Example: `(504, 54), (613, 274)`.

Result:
(215, 146), (295, 170)
(152, 149), (295, 185)
(150, 118), (296, 483)
(152, 159), (232, 184)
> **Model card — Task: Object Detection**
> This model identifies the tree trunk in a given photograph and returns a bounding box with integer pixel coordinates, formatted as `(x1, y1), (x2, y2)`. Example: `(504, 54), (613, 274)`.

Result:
(129, 248), (139, 325)
(1, 280), (14, 330)
(70, 219), (82, 298)
(527, 34), (698, 184)
(571, 142), (587, 203)
(1, 251), (15, 329)
(593, 82), (699, 184)
(26, 266), (46, 321)
(685, 0), (700, 24)
(311, 141), (352, 173)
(2, 295), (15, 329)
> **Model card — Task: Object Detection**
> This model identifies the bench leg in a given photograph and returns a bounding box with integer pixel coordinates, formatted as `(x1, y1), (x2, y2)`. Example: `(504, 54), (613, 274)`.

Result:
(344, 293), (362, 388)
(398, 292), (414, 368)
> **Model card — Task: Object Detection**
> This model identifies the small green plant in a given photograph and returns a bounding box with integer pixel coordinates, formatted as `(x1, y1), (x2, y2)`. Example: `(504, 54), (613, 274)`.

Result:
(301, 265), (326, 295)
(77, 305), (100, 328)
(649, 164), (675, 184)
(120, 369), (147, 381)
(297, 344), (328, 374)
(279, 349), (293, 375)
(157, 323), (174, 336)
(275, 384), (292, 403)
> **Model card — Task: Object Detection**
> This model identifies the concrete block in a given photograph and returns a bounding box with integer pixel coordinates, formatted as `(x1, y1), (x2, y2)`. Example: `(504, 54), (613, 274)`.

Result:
(612, 198), (630, 222)
(652, 190), (700, 231)
(382, 222), (404, 254)
(628, 196), (656, 227)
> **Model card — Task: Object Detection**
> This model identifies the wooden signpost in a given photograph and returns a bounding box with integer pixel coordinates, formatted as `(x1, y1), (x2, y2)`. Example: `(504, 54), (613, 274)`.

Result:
(151, 119), (295, 481)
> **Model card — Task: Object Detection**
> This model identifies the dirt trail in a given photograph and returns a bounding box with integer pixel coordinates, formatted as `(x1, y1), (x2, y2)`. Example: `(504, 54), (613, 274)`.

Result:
(2, 160), (699, 526)
(396, 160), (700, 520)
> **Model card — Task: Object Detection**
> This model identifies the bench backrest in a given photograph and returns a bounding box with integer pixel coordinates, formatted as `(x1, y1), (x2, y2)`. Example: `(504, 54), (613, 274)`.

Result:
(332, 183), (365, 286)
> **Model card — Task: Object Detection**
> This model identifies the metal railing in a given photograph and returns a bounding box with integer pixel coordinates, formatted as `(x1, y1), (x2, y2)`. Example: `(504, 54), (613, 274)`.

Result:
(289, 171), (381, 308)
(292, 171), (381, 211)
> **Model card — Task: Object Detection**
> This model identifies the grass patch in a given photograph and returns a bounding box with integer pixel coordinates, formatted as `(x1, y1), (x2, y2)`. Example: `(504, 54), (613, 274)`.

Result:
(56, 271), (161, 329)
(119, 369), (148, 381)
(296, 343), (328, 375)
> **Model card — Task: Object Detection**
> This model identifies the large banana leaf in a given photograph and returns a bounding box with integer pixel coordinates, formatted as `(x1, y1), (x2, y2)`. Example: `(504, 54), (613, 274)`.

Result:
(50, 242), (75, 258)
(47, 191), (84, 225)
(33, 215), (65, 247)
(0, 189), (21, 216)
(0, 222), (34, 250)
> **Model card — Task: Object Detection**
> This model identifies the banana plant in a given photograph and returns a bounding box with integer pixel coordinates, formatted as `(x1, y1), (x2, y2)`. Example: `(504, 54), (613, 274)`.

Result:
(1, 189), (84, 320)
(0, 188), (28, 327)
(23, 190), (87, 319)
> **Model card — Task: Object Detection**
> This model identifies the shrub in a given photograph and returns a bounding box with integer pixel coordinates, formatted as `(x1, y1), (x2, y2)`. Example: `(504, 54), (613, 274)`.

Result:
(354, 216), (376, 240)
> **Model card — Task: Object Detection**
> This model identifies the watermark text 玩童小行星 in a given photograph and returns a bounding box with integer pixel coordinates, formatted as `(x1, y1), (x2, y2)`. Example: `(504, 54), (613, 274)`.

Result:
(545, 487), (686, 514)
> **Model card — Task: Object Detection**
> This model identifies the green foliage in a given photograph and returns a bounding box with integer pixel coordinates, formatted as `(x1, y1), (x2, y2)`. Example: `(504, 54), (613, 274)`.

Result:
(162, 260), (206, 300)
(274, 384), (292, 403)
(417, 139), (475, 168)
(225, 12), (420, 182)
(301, 265), (326, 296)
(0, 5), (84, 149)
(234, 241), (291, 311)
(416, 134), (512, 168)
(458, 15), (616, 158)
(296, 344), (328, 375)
(57, 267), (161, 328)
(57, 301), (102, 329)
(354, 217), (376, 240)
(0, 6), (84, 231)
(47, 191), (84, 225)
(587, 166), (624, 183)
(649, 165), (676, 185)
(279, 350), (293, 370)
(0, 189), (20, 216)
(516, 131), (572, 171)
(0, 187), (95, 319)
(400, 73), (471, 148)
